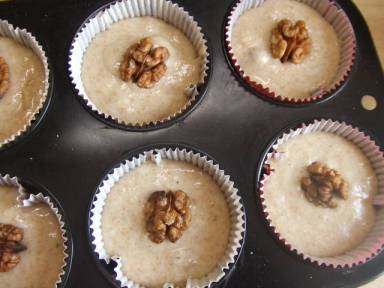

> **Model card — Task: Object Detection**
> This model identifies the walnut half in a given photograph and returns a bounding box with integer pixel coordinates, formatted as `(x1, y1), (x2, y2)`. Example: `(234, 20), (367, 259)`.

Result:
(0, 57), (10, 97)
(119, 37), (169, 89)
(0, 224), (27, 272)
(145, 190), (191, 243)
(270, 19), (311, 64)
(300, 162), (348, 208)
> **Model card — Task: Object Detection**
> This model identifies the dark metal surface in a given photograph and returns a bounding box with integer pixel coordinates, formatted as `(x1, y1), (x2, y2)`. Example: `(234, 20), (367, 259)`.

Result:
(0, 0), (383, 287)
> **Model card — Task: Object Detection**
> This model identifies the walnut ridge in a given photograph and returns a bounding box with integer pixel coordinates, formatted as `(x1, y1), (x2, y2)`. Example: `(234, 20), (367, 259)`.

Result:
(119, 37), (169, 88)
(300, 162), (349, 208)
(145, 190), (191, 243)
(0, 223), (27, 272)
(0, 56), (10, 97)
(270, 19), (311, 64)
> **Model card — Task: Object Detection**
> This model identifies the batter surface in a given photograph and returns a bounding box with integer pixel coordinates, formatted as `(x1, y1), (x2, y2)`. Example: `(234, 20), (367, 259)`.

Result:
(82, 17), (201, 124)
(263, 132), (377, 257)
(0, 185), (65, 288)
(101, 160), (231, 287)
(232, 0), (340, 99)
(0, 37), (45, 143)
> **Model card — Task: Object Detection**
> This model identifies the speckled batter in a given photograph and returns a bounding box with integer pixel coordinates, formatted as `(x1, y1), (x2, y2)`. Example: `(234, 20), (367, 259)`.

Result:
(263, 132), (377, 257)
(0, 37), (45, 143)
(0, 185), (65, 288)
(101, 160), (231, 287)
(82, 17), (201, 124)
(232, 0), (340, 99)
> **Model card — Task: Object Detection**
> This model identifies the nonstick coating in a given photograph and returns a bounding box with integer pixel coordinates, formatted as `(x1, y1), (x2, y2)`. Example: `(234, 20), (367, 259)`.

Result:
(0, 0), (383, 287)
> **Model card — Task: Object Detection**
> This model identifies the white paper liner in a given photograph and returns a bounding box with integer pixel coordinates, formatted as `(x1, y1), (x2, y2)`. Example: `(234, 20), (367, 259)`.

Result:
(224, 0), (356, 103)
(90, 148), (245, 287)
(0, 19), (50, 147)
(0, 174), (69, 287)
(69, 0), (209, 128)
(259, 119), (384, 268)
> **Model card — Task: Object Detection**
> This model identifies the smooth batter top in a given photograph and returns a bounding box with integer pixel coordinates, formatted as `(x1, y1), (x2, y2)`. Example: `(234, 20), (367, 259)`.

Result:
(263, 132), (377, 257)
(101, 160), (231, 287)
(0, 186), (65, 288)
(0, 37), (45, 143)
(231, 0), (340, 99)
(82, 17), (201, 124)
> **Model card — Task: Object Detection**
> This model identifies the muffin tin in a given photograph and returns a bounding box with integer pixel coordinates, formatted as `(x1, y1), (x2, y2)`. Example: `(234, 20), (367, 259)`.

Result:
(0, 0), (383, 287)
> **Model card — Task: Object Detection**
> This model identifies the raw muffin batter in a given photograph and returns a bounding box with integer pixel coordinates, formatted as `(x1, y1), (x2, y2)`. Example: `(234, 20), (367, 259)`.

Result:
(263, 132), (377, 257)
(82, 17), (201, 124)
(0, 185), (65, 288)
(101, 160), (231, 287)
(360, 275), (384, 288)
(0, 37), (45, 143)
(231, 0), (340, 99)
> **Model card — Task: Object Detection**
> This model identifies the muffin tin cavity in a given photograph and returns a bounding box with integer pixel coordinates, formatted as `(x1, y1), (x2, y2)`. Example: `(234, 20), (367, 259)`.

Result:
(0, 174), (72, 288)
(0, 19), (52, 149)
(89, 145), (245, 288)
(69, 0), (211, 131)
(258, 119), (384, 268)
(0, 0), (383, 287)
(223, 0), (356, 105)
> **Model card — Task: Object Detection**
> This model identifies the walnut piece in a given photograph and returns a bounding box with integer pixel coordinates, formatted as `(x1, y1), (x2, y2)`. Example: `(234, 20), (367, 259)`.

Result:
(270, 19), (311, 64)
(0, 56), (10, 97)
(0, 223), (27, 272)
(300, 162), (349, 208)
(119, 37), (169, 89)
(0, 252), (21, 273)
(145, 190), (191, 243)
(0, 224), (24, 242)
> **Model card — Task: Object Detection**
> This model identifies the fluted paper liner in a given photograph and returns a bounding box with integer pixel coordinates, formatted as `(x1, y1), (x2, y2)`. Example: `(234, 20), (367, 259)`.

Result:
(69, 0), (209, 128)
(0, 19), (50, 147)
(259, 119), (384, 268)
(224, 0), (356, 104)
(0, 174), (69, 287)
(90, 148), (245, 287)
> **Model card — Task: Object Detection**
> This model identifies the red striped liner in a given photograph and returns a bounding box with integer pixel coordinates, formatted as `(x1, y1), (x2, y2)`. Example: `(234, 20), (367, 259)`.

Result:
(259, 119), (384, 268)
(224, 0), (356, 104)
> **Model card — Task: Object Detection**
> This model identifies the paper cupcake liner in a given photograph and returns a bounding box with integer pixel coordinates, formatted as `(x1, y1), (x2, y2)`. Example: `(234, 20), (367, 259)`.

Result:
(0, 174), (70, 287)
(224, 0), (356, 104)
(90, 147), (245, 287)
(0, 19), (50, 148)
(69, 0), (210, 129)
(259, 119), (384, 268)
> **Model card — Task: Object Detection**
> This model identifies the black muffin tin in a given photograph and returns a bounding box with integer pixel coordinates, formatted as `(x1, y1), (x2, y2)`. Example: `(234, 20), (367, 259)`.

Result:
(0, 0), (383, 287)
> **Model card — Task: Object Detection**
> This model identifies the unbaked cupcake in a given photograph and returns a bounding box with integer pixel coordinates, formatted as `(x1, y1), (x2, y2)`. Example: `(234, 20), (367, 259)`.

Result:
(225, 0), (355, 103)
(0, 176), (68, 287)
(70, 0), (209, 128)
(90, 148), (244, 287)
(259, 119), (384, 267)
(0, 20), (49, 146)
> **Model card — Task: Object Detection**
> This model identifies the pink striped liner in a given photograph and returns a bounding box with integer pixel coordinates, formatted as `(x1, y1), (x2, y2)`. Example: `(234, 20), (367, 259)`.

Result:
(224, 0), (356, 104)
(259, 119), (384, 268)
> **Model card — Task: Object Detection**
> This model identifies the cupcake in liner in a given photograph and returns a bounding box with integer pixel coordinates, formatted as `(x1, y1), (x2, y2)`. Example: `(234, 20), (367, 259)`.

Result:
(90, 147), (245, 287)
(0, 19), (50, 148)
(69, 0), (210, 130)
(258, 119), (384, 268)
(224, 0), (356, 104)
